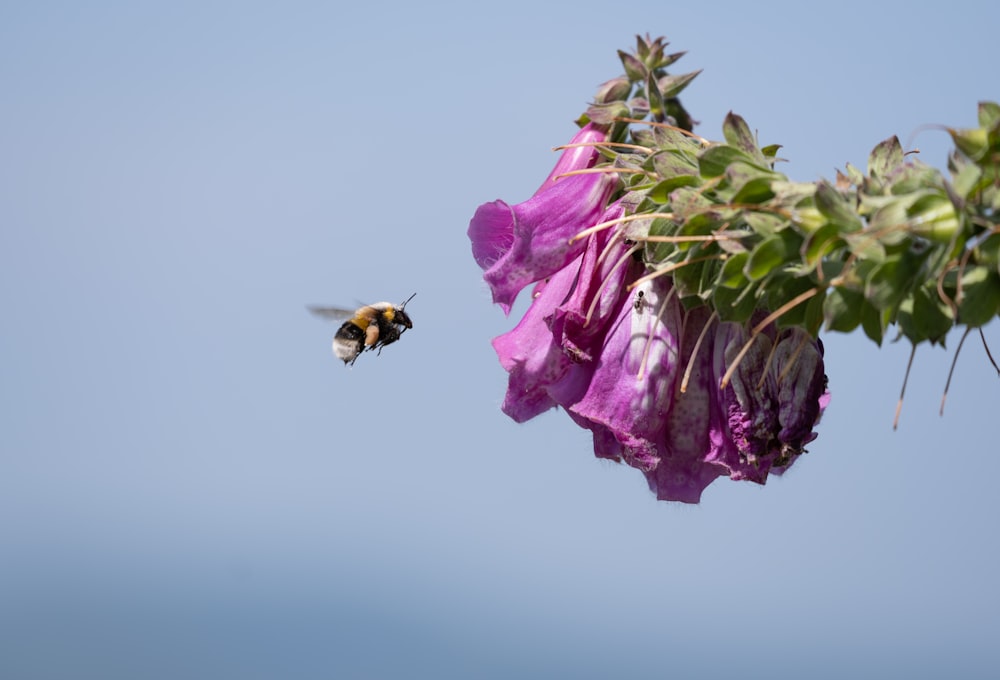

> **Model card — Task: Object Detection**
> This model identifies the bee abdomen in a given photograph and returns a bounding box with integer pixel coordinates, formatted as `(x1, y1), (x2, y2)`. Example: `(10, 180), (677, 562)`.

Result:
(333, 322), (366, 364)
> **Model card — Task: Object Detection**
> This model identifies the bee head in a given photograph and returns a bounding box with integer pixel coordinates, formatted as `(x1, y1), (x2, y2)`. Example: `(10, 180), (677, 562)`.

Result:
(396, 293), (416, 329)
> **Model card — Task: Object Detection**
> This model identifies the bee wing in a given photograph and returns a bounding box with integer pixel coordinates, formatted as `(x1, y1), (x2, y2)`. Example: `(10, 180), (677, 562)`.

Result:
(307, 305), (355, 321)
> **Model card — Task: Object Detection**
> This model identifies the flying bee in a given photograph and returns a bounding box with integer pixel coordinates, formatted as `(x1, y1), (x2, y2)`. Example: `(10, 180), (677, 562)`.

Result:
(308, 294), (415, 366)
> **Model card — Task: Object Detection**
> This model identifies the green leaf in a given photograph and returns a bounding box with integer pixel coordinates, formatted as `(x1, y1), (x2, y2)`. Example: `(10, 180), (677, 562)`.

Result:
(645, 216), (680, 262)
(897, 285), (954, 345)
(719, 252), (749, 288)
(724, 161), (778, 203)
(648, 175), (702, 202)
(698, 145), (754, 178)
(865, 253), (922, 311)
(802, 222), (843, 269)
(948, 126), (989, 161)
(722, 112), (767, 165)
(804, 287), (827, 336)
(618, 50), (647, 81)
(667, 185), (711, 214)
(844, 163), (865, 186)
(765, 275), (816, 328)
(951, 159), (984, 198)
(657, 70), (702, 99)
(813, 180), (863, 231)
(861, 301), (888, 346)
(978, 101), (1000, 130)
(732, 177), (776, 204)
(745, 234), (791, 281)
(672, 255), (706, 300)
(712, 281), (757, 323)
(973, 232), (1000, 271)
(657, 50), (688, 69)
(584, 101), (631, 125)
(906, 191), (960, 243)
(761, 144), (783, 159)
(645, 71), (665, 119)
(868, 136), (904, 179)
(823, 286), (863, 333)
(650, 124), (701, 154)
(843, 231), (886, 263)
(743, 211), (785, 238)
(650, 150), (698, 178)
(958, 266), (1000, 327)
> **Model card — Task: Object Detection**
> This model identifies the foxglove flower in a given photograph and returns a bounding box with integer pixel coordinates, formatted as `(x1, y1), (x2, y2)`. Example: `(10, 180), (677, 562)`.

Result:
(468, 36), (830, 503)
(490, 204), (634, 422)
(468, 124), (618, 314)
(469, 135), (829, 502)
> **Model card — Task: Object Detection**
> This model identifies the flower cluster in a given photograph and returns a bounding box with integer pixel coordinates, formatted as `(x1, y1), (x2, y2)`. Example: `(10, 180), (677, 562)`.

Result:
(469, 34), (999, 502)
(468, 110), (829, 503)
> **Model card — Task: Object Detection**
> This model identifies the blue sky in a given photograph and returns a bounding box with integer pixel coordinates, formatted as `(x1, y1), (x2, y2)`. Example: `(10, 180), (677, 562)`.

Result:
(2, 1), (998, 678)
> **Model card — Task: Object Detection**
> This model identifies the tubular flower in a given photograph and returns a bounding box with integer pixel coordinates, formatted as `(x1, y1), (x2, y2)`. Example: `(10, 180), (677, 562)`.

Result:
(490, 204), (635, 423)
(468, 124), (618, 314)
(468, 36), (834, 503)
(468, 139), (829, 503)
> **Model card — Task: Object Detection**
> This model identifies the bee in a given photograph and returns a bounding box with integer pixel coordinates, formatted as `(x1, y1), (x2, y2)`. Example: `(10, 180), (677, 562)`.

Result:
(309, 294), (415, 366)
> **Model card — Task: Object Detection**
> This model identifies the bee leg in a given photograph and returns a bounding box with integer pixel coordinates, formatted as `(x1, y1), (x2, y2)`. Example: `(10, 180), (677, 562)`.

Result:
(365, 324), (380, 347)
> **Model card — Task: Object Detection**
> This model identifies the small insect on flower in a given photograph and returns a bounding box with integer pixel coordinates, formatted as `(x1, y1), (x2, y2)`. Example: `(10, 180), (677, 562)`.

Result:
(308, 294), (415, 366)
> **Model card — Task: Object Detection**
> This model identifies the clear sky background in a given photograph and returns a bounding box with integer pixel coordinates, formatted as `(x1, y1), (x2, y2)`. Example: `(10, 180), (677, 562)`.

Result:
(2, 1), (998, 678)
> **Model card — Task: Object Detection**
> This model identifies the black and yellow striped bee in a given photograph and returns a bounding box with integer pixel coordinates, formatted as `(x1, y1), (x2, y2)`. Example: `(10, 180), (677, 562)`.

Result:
(309, 294), (415, 366)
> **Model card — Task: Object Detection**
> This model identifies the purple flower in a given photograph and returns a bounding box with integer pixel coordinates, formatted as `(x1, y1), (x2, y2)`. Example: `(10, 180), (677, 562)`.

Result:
(468, 127), (830, 503)
(707, 322), (828, 484)
(490, 208), (634, 423)
(468, 124), (619, 314)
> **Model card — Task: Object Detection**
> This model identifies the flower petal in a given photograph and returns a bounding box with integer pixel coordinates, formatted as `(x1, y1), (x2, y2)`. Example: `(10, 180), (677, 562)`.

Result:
(569, 276), (681, 473)
(643, 306), (725, 503)
(468, 125), (617, 314)
(491, 261), (578, 422)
